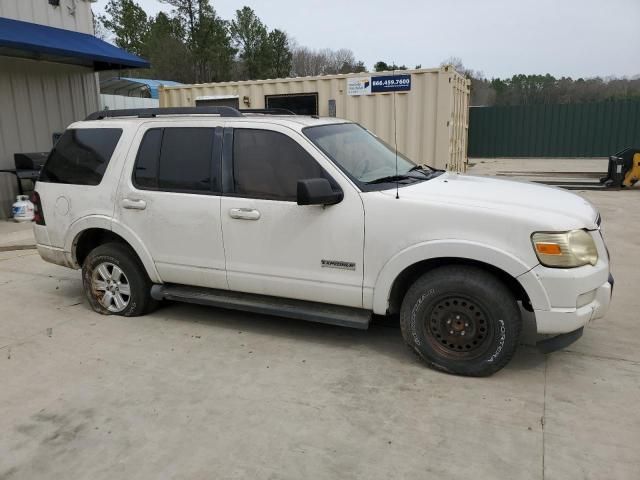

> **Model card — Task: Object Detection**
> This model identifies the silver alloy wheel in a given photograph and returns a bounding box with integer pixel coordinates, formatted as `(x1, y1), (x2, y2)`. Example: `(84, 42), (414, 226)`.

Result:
(91, 261), (131, 313)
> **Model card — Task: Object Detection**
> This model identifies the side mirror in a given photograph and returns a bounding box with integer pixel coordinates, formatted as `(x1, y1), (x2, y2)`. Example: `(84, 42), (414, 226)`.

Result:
(297, 178), (343, 206)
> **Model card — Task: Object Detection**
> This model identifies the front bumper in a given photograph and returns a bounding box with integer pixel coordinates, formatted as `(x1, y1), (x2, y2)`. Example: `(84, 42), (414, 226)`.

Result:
(532, 277), (612, 334)
(516, 227), (613, 335)
(534, 272), (614, 353)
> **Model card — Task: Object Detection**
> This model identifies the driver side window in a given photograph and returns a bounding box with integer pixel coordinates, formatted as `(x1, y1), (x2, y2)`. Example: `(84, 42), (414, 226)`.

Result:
(232, 129), (330, 201)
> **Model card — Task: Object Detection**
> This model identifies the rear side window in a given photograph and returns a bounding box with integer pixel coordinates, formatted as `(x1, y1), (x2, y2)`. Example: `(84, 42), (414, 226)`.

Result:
(39, 128), (122, 185)
(133, 128), (217, 193)
(233, 129), (327, 201)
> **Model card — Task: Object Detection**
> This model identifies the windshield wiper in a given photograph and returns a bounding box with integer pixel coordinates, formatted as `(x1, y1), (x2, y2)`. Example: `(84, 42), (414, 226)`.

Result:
(365, 174), (415, 185)
(408, 164), (444, 174)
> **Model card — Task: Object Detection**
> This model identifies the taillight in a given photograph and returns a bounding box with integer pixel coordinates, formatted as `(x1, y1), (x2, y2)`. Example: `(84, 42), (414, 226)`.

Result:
(31, 191), (45, 225)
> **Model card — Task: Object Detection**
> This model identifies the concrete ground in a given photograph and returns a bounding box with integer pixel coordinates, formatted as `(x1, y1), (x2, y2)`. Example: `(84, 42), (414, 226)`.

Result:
(0, 220), (35, 250)
(468, 157), (609, 175)
(1, 162), (639, 479)
(469, 157), (611, 185)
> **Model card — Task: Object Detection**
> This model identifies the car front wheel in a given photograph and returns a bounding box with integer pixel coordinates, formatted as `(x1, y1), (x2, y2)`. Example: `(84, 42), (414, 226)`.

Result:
(400, 265), (522, 376)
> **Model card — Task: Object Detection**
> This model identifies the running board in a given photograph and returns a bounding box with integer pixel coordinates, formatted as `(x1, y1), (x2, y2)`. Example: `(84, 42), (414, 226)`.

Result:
(151, 284), (371, 330)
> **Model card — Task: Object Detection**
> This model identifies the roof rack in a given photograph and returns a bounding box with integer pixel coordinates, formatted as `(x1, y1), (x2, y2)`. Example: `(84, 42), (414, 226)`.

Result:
(240, 108), (296, 115)
(85, 106), (300, 121)
(85, 106), (244, 120)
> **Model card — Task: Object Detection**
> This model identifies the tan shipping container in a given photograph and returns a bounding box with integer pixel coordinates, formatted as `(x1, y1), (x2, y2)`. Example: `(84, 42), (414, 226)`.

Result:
(160, 66), (470, 171)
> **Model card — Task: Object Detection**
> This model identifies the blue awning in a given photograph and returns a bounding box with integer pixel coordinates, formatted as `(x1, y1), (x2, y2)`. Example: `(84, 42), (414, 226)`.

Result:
(0, 17), (150, 70)
(121, 78), (183, 99)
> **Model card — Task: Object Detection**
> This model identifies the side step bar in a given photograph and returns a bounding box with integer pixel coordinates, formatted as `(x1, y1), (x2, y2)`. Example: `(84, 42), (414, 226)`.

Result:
(151, 284), (372, 330)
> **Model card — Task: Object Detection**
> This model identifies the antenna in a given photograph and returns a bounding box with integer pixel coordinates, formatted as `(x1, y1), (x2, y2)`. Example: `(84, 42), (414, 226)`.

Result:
(393, 63), (400, 199)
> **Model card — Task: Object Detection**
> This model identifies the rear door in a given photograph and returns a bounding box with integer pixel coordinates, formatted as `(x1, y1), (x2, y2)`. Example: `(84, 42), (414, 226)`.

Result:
(115, 121), (227, 289)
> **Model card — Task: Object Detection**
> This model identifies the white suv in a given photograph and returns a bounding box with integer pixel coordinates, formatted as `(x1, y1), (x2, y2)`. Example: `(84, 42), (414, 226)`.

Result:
(32, 107), (613, 376)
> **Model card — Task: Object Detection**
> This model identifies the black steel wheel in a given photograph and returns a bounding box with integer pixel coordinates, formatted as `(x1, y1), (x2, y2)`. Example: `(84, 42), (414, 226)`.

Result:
(400, 265), (521, 376)
(427, 295), (494, 358)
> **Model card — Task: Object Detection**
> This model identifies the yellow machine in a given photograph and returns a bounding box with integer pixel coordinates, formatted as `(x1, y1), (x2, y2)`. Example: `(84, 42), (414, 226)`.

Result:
(601, 147), (640, 189)
(622, 151), (640, 187)
(539, 147), (640, 190)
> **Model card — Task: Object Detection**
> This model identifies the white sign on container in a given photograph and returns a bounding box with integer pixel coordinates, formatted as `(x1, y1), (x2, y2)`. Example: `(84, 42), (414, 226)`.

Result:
(347, 77), (371, 96)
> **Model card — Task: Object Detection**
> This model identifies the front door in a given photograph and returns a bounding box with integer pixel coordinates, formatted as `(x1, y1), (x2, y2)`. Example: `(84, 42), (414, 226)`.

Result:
(116, 123), (227, 289)
(219, 124), (365, 308)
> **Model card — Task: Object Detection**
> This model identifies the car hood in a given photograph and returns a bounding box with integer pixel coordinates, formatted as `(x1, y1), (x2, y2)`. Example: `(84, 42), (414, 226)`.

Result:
(384, 172), (599, 230)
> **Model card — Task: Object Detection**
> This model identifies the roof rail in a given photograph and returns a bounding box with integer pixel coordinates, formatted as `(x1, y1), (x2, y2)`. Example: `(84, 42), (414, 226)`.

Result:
(85, 106), (243, 120)
(240, 108), (296, 115)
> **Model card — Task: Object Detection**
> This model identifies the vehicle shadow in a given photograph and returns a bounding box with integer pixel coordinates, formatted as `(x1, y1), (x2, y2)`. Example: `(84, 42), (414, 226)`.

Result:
(147, 300), (417, 365)
(146, 300), (546, 373)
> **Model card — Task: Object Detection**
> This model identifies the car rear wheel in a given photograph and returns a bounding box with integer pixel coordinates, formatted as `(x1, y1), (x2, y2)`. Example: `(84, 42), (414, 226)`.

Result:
(400, 265), (521, 376)
(82, 242), (157, 316)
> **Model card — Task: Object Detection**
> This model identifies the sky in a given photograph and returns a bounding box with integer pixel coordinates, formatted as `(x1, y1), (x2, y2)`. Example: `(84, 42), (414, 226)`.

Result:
(92, 0), (640, 79)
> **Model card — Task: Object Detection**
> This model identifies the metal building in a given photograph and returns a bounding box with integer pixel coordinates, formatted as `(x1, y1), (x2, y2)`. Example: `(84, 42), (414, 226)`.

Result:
(100, 77), (184, 99)
(160, 67), (470, 172)
(99, 78), (185, 111)
(0, 0), (149, 218)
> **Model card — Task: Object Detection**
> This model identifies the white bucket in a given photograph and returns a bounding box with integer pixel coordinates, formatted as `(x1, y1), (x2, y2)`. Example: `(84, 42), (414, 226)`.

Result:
(11, 195), (35, 222)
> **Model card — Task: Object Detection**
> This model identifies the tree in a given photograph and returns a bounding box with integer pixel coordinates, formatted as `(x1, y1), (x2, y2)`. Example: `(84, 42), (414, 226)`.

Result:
(484, 73), (640, 106)
(327, 49), (364, 74)
(352, 61), (367, 74)
(192, 7), (236, 82)
(230, 7), (269, 80)
(373, 61), (388, 72)
(160, 0), (235, 82)
(99, 0), (149, 56)
(440, 57), (468, 75)
(160, 0), (198, 46)
(373, 61), (407, 72)
(440, 57), (495, 106)
(93, 13), (109, 40)
(291, 46), (366, 76)
(265, 29), (292, 78)
(141, 12), (193, 82)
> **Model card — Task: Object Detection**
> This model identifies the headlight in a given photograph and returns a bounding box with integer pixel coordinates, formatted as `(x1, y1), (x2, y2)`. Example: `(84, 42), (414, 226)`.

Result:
(531, 230), (598, 268)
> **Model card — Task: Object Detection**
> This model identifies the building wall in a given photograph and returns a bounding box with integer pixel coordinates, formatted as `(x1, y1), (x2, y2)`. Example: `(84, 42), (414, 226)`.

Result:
(161, 67), (470, 172)
(100, 94), (159, 110)
(468, 100), (640, 158)
(0, 0), (98, 218)
(0, 57), (99, 218)
(0, 0), (94, 34)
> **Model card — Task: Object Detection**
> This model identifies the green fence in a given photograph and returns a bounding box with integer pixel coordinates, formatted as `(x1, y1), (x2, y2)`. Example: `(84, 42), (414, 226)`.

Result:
(468, 100), (640, 158)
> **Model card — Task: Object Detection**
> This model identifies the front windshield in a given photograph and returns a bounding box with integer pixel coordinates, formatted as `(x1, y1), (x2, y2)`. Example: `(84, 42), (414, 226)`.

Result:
(304, 123), (418, 183)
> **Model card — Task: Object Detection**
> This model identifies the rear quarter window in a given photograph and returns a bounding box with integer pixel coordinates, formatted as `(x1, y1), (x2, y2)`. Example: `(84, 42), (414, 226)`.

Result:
(132, 127), (218, 193)
(39, 128), (122, 185)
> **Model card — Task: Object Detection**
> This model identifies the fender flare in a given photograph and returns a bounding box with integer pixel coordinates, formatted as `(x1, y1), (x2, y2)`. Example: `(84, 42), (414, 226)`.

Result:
(64, 215), (161, 283)
(371, 239), (549, 314)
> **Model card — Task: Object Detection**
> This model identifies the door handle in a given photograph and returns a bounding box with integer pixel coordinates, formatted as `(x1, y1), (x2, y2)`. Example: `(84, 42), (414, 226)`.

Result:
(229, 208), (260, 220)
(122, 198), (147, 210)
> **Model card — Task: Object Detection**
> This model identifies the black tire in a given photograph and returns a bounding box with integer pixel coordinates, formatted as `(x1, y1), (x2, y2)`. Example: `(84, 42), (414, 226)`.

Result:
(399, 265), (521, 377)
(82, 242), (157, 317)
